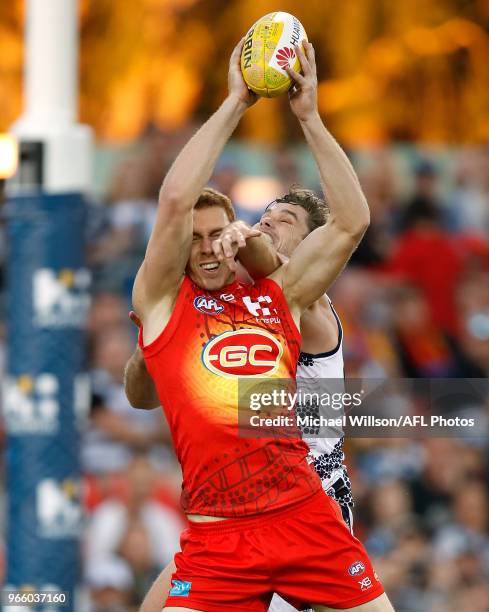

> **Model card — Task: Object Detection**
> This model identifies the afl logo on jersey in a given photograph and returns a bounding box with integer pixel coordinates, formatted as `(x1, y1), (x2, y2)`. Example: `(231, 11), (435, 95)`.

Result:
(348, 561), (366, 577)
(202, 329), (283, 378)
(194, 296), (224, 315)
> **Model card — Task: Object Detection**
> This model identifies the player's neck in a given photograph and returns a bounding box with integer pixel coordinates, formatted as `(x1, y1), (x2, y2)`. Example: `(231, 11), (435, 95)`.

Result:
(187, 271), (238, 293)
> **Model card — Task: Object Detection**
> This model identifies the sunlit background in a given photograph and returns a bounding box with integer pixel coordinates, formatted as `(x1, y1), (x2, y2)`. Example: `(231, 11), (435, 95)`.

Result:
(1, 2), (489, 611)
(1, 0), (489, 143)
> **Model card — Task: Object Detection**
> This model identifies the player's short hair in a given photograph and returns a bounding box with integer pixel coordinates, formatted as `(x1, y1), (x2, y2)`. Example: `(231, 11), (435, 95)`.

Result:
(195, 187), (236, 222)
(269, 185), (330, 234)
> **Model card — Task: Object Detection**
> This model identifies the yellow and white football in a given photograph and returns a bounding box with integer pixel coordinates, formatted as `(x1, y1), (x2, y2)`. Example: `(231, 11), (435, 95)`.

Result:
(241, 12), (308, 98)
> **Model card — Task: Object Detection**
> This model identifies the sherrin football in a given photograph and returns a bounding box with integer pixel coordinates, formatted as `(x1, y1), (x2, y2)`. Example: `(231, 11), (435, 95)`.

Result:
(241, 12), (308, 98)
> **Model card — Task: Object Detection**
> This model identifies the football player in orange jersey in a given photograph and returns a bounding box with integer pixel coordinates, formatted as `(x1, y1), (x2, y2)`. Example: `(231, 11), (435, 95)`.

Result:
(126, 197), (355, 612)
(130, 37), (393, 612)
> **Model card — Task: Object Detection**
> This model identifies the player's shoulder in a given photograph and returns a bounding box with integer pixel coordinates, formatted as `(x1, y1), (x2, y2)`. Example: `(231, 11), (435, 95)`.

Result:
(256, 271), (287, 295)
(264, 257), (288, 288)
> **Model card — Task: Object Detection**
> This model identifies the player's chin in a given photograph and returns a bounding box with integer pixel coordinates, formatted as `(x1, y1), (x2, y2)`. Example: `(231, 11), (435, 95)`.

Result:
(193, 269), (233, 291)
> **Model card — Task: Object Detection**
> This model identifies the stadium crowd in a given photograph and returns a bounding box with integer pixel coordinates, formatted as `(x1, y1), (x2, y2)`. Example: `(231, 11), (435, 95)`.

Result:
(1, 131), (489, 611)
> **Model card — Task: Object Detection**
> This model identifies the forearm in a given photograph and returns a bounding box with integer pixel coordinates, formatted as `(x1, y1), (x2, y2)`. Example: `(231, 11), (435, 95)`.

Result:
(160, 95), (248, 210)
(299, 113), (369, 236)
(238, 234), (284, 279)
(124, 349), (160, 409)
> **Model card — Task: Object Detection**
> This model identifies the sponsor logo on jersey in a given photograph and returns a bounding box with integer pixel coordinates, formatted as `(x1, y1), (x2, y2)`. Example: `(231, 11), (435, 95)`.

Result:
(242, 295), (273, 317)
(220, 293), (235, 302)
(169, 580), (192, 597)
(202, 329), (283, 378)
(358, 576), (372, 591)
(256, 316), (281, 324)
(348, 561), (366, 577)
(194, 296), (225, 315)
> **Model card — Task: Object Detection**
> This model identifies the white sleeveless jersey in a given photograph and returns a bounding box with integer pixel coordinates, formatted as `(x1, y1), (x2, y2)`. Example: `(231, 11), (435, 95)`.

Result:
(296, 298), (344, 458)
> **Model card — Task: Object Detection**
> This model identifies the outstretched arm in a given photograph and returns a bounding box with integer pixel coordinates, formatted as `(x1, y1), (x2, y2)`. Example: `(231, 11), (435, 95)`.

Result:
(279, 42), (370, 313)
(133, 40), (256, 337)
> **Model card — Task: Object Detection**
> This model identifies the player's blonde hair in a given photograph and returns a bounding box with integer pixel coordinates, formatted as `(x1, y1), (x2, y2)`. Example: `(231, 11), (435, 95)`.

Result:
(195, 187), (236, 223)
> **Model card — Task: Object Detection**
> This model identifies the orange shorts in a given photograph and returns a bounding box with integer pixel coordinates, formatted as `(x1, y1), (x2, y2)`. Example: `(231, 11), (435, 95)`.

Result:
(165, 490), (384, 611)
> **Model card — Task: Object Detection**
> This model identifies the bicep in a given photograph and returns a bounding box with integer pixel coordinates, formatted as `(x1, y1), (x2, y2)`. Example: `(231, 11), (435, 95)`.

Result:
(283, 222), (360, 311)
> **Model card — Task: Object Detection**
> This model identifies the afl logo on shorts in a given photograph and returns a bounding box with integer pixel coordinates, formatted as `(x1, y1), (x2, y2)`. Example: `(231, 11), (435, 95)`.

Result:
(202, 329), (283, 378)
(348, 561), (366, 577)
(194, 296), (224, 315)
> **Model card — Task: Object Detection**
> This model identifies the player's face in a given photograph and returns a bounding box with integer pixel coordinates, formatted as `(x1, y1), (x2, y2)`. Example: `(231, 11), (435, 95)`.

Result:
(187, 206), (235, 291)
(258, 202), (310, 257)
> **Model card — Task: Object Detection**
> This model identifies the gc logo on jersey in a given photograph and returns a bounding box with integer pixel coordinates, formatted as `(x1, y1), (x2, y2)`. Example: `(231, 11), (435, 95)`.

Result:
(194, 295), (224, 315)
(202, 329), (283, 378)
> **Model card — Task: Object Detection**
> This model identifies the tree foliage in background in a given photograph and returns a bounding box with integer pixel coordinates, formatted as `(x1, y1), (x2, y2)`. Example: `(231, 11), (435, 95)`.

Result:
(1, 0), (489, 143)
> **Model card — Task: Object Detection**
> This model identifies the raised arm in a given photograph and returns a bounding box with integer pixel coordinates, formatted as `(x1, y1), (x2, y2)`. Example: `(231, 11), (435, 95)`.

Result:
(133, 40), (256, 336)
(279, 42), (370, 314)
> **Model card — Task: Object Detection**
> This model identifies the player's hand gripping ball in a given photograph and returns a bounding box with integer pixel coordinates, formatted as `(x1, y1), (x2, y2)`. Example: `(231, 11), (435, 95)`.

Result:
(240, 12), (308, 98)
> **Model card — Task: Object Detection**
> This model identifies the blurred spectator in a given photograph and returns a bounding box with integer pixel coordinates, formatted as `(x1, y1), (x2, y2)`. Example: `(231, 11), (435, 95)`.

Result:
(386, 194), (463, 335)
(365, 480), (417, 556)
(408, 439), (468, 532)
(433, 481), (489, 575)
(87, 125), (180, 295)
(448, 147), (489, 235)
(85, 556), (135, 612)
(331, 269), (400, 378)
(390, 285), (484, 378)
(449, 582), (489, 612)
(211, 160), (239, 197)
(351, 153), (397, 266)
(274, 148), (301, 189)
(88, 158), (157, 294)
(82, 325), (170, 475)
(88, 292), (130, 339)
(399, 161), (444, 228)
(456, 273), (489, 375)
(355, 439), (425, 487)
(85, 453), (184, 605)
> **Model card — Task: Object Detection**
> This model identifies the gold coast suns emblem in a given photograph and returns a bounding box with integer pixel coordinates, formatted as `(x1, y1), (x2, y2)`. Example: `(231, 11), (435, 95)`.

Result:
(201, 329), (283, 378)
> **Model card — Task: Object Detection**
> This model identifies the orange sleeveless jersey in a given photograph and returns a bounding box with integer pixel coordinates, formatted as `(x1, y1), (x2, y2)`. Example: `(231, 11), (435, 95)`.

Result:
(139, 276), (321, 517)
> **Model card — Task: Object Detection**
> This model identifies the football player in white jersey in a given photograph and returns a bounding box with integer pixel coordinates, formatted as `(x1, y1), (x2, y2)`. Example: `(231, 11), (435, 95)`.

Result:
(124, 192), (354, 612)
